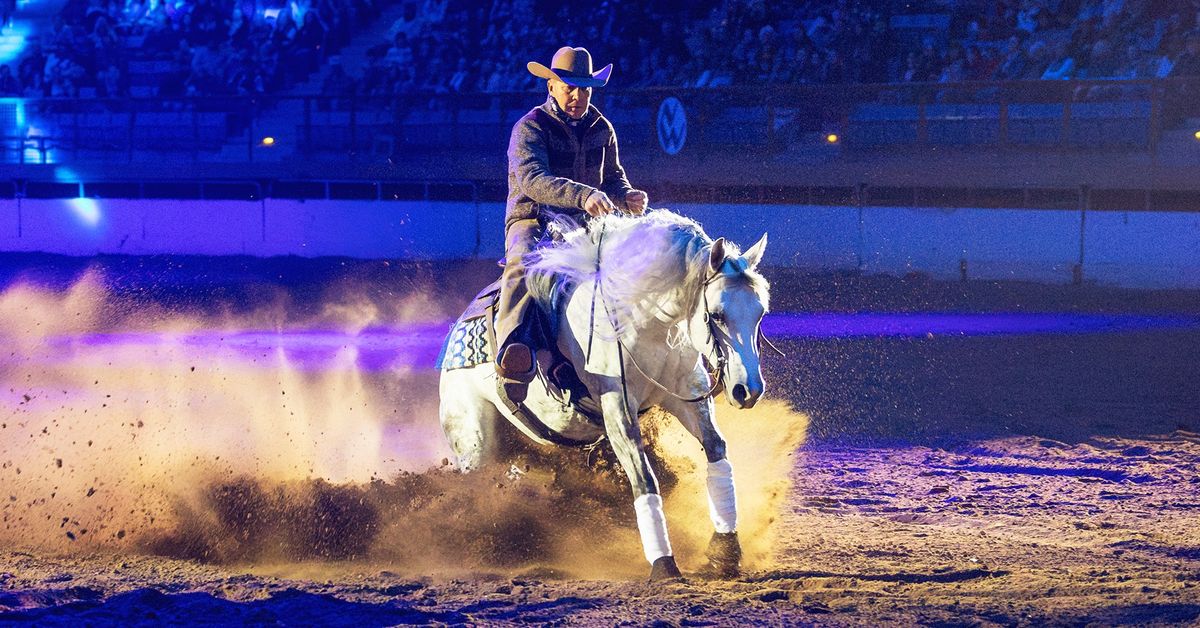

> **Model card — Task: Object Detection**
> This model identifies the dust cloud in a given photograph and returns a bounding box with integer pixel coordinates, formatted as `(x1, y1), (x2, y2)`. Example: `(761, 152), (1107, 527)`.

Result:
(0, 268), (807, 579)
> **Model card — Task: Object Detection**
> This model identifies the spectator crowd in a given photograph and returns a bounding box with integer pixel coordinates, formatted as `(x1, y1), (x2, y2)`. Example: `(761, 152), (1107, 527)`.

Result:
(5, 0), (1200, 100)
(352, 0), (1200, 97)
(2, 0), (384, 98)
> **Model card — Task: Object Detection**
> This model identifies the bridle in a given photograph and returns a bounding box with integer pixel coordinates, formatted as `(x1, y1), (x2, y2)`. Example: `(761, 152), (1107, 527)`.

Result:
(611, 266), (785, 405)
(586, 225), (784, 406)
(620, 271), (728, 404)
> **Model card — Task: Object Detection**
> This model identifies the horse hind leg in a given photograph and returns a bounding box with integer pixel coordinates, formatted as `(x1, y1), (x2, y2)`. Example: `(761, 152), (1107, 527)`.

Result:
(438, 368), (503, 472)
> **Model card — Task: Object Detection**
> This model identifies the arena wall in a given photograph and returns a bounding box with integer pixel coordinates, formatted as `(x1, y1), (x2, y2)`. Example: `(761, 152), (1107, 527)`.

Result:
(0, 199), (1196, 290)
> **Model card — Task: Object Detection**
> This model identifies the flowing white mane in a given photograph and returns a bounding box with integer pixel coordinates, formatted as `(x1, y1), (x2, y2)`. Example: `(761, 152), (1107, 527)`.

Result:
(527, 209), (719, 338)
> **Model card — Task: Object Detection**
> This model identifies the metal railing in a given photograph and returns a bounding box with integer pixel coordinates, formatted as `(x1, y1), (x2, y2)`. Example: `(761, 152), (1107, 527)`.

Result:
(6, 176), (1200, 216)
(3, 177), (486, 202)
(1, 78), (1197, 164)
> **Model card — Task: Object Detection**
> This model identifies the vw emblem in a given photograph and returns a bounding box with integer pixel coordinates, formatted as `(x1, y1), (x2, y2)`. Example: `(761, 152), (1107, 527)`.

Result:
(657, 97), (687, 156)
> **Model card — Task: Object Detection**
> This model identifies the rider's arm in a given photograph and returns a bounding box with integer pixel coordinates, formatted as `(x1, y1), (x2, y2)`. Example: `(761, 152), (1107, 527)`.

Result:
(509, 116), (594, 211)
(600, 121), (633, 211)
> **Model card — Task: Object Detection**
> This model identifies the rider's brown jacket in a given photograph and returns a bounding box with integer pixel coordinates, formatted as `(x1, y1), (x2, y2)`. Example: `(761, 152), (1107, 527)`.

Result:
(504, 96), (634, 229)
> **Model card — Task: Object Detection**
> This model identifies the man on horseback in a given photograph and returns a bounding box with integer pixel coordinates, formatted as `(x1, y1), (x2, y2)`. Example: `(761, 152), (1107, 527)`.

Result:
(496, 46), (649, 403)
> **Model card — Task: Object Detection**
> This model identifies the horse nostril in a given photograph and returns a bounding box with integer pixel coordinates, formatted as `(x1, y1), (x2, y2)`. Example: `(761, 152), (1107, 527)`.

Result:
(731, 384), (748, 406)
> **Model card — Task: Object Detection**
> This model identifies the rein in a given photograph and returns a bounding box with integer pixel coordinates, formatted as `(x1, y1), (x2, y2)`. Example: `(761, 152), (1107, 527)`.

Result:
(587, 222), (730, 404)
(620, 344), (725, 403)
(758, 329), (787, 357)
(605, 293), (726, 405)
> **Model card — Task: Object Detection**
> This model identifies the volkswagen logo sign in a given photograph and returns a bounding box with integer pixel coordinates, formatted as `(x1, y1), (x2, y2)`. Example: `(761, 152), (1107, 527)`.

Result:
(657, 97), (687, 156)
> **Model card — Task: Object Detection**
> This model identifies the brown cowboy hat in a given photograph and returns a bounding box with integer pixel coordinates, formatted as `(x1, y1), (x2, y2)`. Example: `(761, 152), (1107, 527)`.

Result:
(527, 46), (612, 88)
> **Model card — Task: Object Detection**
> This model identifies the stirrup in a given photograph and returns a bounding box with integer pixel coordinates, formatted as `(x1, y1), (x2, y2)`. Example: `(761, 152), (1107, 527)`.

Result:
(498, 344), (536, 404)
(498, 344), (536, 381)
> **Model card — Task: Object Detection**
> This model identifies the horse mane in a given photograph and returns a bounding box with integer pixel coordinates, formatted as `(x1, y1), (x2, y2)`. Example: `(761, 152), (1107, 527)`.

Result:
(527, 209), (764, 340)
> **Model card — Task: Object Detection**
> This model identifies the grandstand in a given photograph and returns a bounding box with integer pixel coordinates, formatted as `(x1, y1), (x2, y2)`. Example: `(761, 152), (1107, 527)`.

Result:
(0, 1), (1193, 187)
(0, 0), (1194, 286)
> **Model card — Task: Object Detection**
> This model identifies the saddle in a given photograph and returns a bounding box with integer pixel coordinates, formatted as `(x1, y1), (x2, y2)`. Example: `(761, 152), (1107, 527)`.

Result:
(435, 278), (601, 445)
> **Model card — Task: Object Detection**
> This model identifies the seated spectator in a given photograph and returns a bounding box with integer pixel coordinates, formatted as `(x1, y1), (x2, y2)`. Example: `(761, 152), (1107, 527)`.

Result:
(321, 56), (355, 95)
(447, 57), (470, 93)
(964, 45), (997, 80)
(1016, 4), (1042, 34)
(994, 35), (1029, 79)
(803, 48), (828, 83)
(1041, 42), (1076, 79)
(938, 45), (966, 82)
(1171, 30), (1200, 76)
(0, 0), (14, 32)
(97, 63), (122, 97)
(915, 37), (942, 81)
(384, 32), (413, 67)
(0, 64), (17, 95)
(1079, 38), (1120, 78)
(488, 60), (513, 91)
(902, 51), (928, 82)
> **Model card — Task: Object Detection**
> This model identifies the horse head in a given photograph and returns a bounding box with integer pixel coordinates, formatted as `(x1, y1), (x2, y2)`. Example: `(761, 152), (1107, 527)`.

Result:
(700, 234), (770, 409)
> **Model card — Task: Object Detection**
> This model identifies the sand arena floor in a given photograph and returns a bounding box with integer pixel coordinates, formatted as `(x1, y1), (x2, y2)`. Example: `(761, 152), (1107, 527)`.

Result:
(0, 257), (1198, 626)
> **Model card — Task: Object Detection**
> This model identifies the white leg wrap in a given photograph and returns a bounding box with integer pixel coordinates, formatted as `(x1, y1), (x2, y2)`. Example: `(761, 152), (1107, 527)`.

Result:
(633, 493), (673, 564)
(707, 458), (738, 534)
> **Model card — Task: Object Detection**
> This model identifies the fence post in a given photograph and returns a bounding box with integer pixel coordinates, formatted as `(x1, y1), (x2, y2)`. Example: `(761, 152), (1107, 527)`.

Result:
(192, 107), (200, 163)
(349, 96), (358, 158)
(999, 94), (1008, 146)
(855, 182), (866, 272)
(128, 109), (135, 164)
(917, 89), (928, 145)
(1061, 83), (1073, 148)
(247, 99), (255, 162)
(1149, 82), (1162, 152)
(1075, 184), (1088, 285)
(303, 97), (312, 156)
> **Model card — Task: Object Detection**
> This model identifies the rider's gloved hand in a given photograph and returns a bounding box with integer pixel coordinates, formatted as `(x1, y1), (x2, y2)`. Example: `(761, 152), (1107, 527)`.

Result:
(626, 190), (648, 215)
(584, 190), (617, 217)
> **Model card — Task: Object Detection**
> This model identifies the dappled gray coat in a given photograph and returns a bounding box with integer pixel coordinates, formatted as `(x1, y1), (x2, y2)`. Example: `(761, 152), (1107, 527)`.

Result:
(505, 96), (634, 229)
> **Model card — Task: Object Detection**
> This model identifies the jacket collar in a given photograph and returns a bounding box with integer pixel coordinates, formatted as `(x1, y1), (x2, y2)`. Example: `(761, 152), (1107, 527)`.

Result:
(542, 95), (598, 128)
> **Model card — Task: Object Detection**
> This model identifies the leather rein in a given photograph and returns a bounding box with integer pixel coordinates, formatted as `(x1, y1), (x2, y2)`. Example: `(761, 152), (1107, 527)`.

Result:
(587, 225), (785, 405)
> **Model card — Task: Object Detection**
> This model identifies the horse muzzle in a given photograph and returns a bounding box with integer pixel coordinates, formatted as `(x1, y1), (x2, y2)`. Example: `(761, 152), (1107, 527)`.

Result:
(728, 380), (763, 409)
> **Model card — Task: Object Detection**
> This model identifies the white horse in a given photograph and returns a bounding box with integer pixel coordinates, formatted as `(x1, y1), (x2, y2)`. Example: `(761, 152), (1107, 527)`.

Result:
(438, 209), (769, 580)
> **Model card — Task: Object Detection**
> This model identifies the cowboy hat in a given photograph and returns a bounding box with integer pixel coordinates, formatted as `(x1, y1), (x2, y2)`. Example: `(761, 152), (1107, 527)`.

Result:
(527, 46), (612, 87)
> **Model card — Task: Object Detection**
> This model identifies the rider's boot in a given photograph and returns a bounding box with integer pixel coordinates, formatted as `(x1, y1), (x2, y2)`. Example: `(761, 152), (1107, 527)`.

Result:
(497, 343), (536, 404)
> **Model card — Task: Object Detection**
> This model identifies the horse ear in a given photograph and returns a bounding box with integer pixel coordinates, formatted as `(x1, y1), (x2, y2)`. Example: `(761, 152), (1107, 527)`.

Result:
(709, 238), (727, 273)
(743, 233), (768, 269)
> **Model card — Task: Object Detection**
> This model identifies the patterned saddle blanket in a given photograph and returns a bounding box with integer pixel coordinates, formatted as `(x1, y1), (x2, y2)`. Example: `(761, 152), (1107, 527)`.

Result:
(435, 279), (501, 371)
(435, 276), (603, 444)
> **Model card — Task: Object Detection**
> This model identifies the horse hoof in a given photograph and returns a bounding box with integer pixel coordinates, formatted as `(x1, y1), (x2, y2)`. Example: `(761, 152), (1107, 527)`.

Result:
(649, 555), (683, 581)
(704, 531), (742, 579)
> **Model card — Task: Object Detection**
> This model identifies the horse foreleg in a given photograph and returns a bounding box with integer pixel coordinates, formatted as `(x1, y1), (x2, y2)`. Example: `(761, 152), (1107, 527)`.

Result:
(662, 385), (742, 578)
(598, 387), (682, 580)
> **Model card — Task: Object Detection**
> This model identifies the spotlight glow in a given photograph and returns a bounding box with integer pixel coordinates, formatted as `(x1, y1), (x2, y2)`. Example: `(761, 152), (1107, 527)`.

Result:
(261, 136), (276, 146)
(56, 168), (102, 228)
(0, 19), (31, 64)
(826, 133), (839, 144)
(66, 198), (102, 228)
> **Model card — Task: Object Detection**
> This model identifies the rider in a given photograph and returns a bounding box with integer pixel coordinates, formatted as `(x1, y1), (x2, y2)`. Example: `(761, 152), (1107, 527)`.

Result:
(496, 46), (648, 403)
